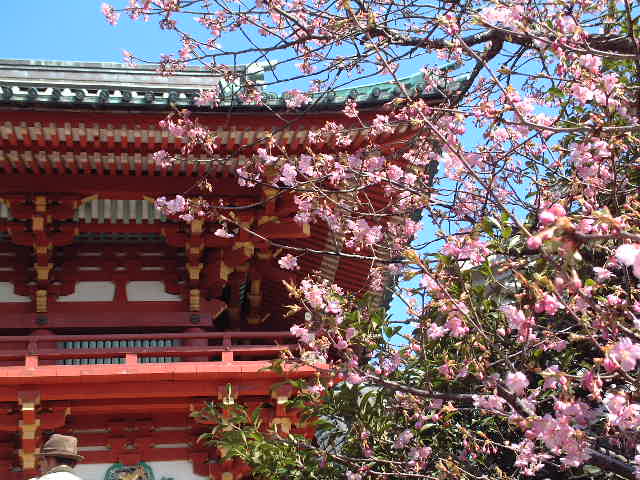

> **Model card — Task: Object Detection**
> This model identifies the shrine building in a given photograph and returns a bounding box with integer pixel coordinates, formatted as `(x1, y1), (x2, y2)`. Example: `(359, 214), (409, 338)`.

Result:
(0, 59), (458, 480)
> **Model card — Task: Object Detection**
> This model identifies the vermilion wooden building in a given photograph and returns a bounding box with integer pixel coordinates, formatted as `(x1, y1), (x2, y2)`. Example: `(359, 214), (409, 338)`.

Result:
(0, 59), (455, 480)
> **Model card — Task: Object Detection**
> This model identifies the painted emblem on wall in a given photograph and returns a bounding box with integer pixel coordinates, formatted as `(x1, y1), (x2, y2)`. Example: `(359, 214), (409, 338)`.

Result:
(104, 462), (154, 480)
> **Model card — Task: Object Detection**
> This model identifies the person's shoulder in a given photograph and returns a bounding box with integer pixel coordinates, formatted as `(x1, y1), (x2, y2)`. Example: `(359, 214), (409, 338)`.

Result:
(39, 472), (83, 480)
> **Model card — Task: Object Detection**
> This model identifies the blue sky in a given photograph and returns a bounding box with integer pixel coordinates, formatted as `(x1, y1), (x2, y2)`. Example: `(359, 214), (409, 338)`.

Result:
(1, 1), (430, 89)
(1, 2), (175, 63)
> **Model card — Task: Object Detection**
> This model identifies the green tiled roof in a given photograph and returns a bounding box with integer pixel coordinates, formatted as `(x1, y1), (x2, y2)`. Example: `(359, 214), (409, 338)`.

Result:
(0, 59), (468, 110)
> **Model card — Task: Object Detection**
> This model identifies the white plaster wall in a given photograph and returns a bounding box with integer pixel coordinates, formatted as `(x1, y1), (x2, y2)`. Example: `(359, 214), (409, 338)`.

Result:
(126, 281), (181, 302)
(57, 281), (116, 302)
(151, 460), (209, 479)
(73, 462), (112, 479)
(0, 282), (31, 302)
(75, 460), (209, 480)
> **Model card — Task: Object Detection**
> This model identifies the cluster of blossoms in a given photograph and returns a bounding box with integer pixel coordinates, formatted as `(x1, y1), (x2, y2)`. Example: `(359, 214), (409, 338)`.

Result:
(616, 244), (640, 279)
(605, 337), (640, 372)
(156, 112), (216, 157)
(277, 253), (299, 271)
(152, 149), (172, 168)
(195, 86), (221, 107)
(284, 89), (312, 109)
(155, 195), (196, 222)
(441, 236), (490, 266)
(297, 278), (345, 317)
(101, 3), (120, 25)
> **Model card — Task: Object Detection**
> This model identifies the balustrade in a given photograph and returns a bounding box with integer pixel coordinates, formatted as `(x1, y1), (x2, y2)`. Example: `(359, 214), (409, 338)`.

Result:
(0, 331), (296, 367)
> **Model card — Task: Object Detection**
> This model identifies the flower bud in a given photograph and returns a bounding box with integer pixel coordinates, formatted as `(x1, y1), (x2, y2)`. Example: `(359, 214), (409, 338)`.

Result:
(539, 210), (557, 225)
(527, 235), (542, 250)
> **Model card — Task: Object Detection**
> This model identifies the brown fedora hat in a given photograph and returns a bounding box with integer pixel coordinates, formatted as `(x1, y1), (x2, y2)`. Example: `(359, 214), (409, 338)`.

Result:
(37, 434), (84, 461)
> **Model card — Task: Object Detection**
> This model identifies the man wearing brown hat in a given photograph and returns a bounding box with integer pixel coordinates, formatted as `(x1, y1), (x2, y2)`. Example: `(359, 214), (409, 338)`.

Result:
(31, 434), (84, 480)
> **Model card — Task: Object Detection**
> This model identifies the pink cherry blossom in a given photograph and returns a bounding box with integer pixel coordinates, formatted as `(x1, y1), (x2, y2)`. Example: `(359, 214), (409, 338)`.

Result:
(195, 87), (221, 107)
(345, 327), (356, 341)
(542, 365), (567, 391)
(278, 254), (299, 271)
(571, 84), (595, 104)
(256, 147), (278, 165)
(615, 244), (640, 278)
(284, 89), (311, 109)
(393, 429), (414, 449)
(343, 98), (359, 118)
(156, 195), (187, 215)
(346, 372), (364, 385)
(606, 338), (640, 372)
(290, 324), (315, 344)
(527, 235), (542, 250)
(548, 204), (566, 217)
(213, 227), (234, 238)
(306, 384), (325, 395)
(501, 306), (534, 339)
(579, 54), (602, 74)
(513, 439), (551, 476)
(538, 209), (557, 226)
(505, 371), (529, 396)
(615, 244), (640, 266)
(593, 267), (614, 282)
(473, 395), (507, 412)
(604, 392), (640, 431)
(438, 363), (453, 379)
(580, 370), (603, 399)
(115, 0), (640, 475)
(444, 316), (468, 337)
(335, 339), (348, 350)
(153, 150), (171, 167)
(427, 323), (448, 339)
(534, 294), (564, 316)
(279, 163), (298, 187)
(556, 15), (577, 33)
(101, 3), (120, 25)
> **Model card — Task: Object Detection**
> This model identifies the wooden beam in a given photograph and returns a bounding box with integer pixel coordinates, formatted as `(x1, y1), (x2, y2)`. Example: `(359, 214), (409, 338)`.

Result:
(0, 311), (216, 329)
(0, 374), (319, 401)
(0, 174), (259, 197)
(0, 344), (297, 361)
(255, 218), (311, 239)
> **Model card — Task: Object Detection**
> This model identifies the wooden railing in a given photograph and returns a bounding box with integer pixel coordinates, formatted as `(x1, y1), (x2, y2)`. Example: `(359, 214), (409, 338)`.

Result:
(0, 331), (297, 367)
(57, 338), (183, 364)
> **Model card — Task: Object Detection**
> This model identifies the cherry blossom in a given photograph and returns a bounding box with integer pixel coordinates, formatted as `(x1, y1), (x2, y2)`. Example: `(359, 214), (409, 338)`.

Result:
(505, 371), (529, 396)
(278, 254), (300, 271)
(606, 338), (640, 372)
(616, 244), (640, 278)
(101, 3), (120, 25)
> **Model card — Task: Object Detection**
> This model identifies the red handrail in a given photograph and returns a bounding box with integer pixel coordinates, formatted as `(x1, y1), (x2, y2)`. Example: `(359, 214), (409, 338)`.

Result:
(0, 345), (298, 361)
(0, 331), (300, 366)
(0, 331), (295, 343)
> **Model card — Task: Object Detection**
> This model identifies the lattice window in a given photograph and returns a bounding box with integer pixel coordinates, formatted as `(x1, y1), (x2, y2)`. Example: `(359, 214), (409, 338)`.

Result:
(74, 232), (165, 243)
(74, 198), (168, 224)
(56, 339), (182, 365)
